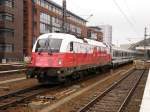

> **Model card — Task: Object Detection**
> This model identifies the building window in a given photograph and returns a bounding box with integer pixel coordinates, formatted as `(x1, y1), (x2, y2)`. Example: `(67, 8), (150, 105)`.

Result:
(40, 23), (51, 34)
(40, 0), (45, 7)
(77, 27), (81, 34)
(0, 13), (13, 21)
(40, 12), (50, 24)
(52, 26), (60, 33)
(90, 32), (97, 40)
(0, 28), (14, 37)
(34, 0), (40, 5)
(52, 17), (61, 28)
(0, 44), (13, 52)
(0, 0), (14, 8)
(40, 12), (51, 33)
(34, 0), (86, 26)
(48, 4), (52, 11)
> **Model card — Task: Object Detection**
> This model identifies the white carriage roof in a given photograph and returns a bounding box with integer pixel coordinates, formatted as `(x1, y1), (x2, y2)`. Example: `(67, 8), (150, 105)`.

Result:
(112, 47), (135, 53)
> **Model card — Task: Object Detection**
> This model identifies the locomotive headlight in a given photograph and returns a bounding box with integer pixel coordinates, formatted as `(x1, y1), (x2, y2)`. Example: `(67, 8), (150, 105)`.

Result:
(58, 58), (62, 65)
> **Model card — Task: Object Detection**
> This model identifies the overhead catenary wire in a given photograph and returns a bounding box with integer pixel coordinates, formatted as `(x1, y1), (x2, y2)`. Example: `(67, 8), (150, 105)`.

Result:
(112, 0), (139, 36)
(113, 0), (134, 26)
(123, 0), (137, 24)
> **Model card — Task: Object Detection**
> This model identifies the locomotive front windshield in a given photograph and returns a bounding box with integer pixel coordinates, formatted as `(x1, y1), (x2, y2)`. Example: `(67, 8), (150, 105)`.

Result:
(35, 38), (62, 53)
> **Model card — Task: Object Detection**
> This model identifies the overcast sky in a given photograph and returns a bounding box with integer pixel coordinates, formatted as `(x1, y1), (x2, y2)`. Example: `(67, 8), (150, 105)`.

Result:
(53, 0), (150, 45)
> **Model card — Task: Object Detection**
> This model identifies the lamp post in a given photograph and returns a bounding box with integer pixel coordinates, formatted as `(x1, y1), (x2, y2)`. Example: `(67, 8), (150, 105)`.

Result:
(85, 14), (93, 22)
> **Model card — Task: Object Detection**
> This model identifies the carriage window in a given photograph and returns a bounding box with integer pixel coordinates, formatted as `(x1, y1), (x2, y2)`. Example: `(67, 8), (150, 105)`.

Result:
(114, 51), (116, 57)
(35, 38), (62, 53)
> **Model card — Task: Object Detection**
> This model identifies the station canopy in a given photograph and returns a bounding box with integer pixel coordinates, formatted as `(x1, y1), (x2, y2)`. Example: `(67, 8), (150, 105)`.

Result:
(136, 46), (150, 50)
(129, 38), (150, 50)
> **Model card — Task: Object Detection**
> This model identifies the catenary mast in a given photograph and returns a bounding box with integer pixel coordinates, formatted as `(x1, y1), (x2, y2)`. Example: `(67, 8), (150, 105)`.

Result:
(62, 0), (67, 33)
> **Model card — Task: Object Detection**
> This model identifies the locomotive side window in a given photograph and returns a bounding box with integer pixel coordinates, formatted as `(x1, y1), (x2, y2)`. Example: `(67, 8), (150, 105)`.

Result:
(70, 42), (73, 51)
(35, 38), (62, 53)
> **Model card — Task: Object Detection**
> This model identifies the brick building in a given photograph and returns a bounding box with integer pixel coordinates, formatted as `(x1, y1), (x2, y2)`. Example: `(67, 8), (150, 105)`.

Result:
(88, 26), (103, 42)
(0, 0), (24, 62)
(24, 0), (87, 56)
(0, 0), (103, 62)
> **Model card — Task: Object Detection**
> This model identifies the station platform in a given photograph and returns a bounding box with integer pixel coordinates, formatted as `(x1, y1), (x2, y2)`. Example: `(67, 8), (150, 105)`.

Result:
(140, 69), (150, 112)
(0, 62), (23, 66)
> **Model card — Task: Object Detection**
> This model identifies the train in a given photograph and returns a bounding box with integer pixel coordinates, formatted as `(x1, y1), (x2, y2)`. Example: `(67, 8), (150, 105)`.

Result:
(112, 47), (143, 67)
(26, 33), (143, 83)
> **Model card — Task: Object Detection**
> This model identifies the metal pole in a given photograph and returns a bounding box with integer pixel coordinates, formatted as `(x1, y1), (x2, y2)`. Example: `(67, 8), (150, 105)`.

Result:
(62, 0), (67, 33)
(144, 27), (147, 60)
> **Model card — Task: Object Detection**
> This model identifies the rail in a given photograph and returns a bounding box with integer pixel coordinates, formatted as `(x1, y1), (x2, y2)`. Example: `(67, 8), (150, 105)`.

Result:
(77, 69), (145, 112)
(0, 85), (49, 109)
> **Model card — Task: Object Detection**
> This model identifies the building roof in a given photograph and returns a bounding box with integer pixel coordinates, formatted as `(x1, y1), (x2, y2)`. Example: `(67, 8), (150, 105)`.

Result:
(88, 26), (102, 30)
(46, 0), (87, 22)
(120, 44), (130, 49)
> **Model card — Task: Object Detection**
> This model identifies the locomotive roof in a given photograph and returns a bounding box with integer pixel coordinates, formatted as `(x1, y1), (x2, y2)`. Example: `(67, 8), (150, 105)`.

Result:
(37, 33), (107, 48)
(84, 38), (107, 47)
(37, 33), (78, 41)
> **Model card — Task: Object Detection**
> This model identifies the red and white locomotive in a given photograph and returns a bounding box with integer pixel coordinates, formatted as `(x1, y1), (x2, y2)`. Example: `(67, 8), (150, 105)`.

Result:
(26, 33), (112, 83)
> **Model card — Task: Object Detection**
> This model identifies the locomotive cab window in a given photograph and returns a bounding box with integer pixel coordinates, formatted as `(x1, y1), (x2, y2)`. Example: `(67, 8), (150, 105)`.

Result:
(35, 38), (62, 53)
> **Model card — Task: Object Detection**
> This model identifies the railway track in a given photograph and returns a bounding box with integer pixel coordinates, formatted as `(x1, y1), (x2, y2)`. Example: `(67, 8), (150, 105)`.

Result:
(0, 64), (135, 111)
(0, 85), (51, 110)
(77, 69), (145, 112)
